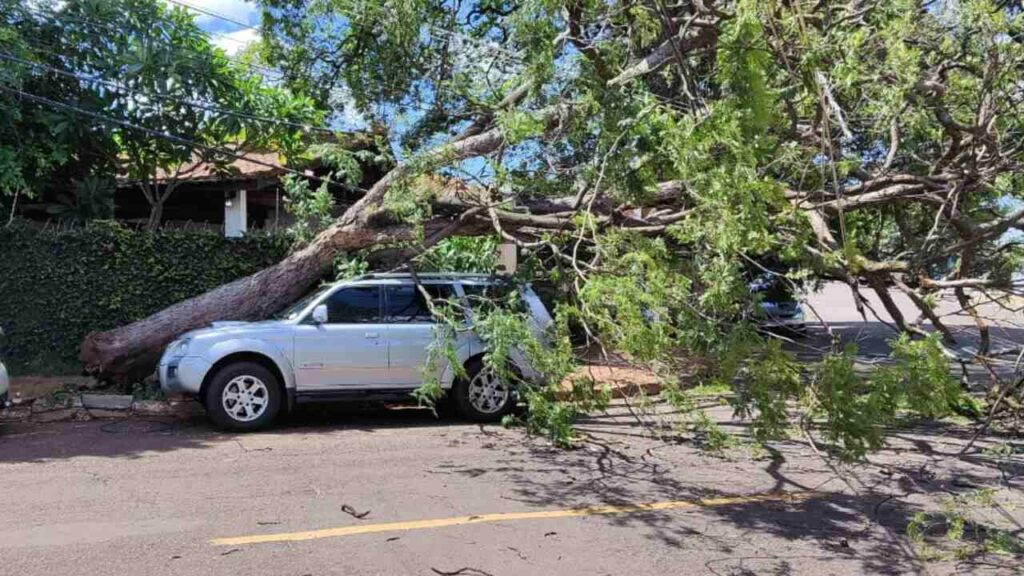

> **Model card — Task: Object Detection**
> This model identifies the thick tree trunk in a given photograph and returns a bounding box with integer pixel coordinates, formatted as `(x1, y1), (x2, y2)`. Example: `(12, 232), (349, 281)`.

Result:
(79, 217), (485, 381)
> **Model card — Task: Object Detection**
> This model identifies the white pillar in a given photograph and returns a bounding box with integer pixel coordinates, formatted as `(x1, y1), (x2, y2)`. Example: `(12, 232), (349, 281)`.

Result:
(496, 243), (517, 274)
(224, 189), (247, 238)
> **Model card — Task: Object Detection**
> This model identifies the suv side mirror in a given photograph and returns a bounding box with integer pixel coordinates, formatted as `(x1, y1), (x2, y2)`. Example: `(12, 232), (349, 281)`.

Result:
(311, 304), (328, 324)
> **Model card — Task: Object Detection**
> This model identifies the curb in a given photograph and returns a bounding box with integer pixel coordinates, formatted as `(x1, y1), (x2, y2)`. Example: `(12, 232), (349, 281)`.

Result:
(1, 393), (201, 423)
(554, 380), (665, 401)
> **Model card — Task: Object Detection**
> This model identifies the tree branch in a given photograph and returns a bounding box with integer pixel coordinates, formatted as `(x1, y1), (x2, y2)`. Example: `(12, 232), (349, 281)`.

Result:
(607, 25), (717, 87)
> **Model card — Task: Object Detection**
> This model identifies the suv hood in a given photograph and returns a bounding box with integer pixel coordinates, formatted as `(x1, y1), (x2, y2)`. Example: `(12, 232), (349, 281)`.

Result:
(182, 319), (291, 341)
(210, 321), (254, 329)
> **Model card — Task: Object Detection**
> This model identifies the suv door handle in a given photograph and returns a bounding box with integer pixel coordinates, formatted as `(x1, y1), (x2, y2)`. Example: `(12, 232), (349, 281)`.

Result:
(364, 332), (380, 339)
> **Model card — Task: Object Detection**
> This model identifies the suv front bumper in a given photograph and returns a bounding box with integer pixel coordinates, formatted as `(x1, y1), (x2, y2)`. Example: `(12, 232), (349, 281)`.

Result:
(158, 356), (211, 395)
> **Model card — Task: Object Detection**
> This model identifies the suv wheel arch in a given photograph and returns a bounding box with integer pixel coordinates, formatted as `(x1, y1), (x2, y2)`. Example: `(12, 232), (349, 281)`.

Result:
(200, 352), (289, 411)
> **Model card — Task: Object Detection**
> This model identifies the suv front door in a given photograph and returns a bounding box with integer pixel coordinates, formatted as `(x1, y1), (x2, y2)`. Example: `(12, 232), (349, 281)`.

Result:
(293, 285), (389, 389)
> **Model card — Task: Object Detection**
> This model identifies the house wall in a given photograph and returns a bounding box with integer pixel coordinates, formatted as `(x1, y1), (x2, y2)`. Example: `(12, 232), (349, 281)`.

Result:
(114, 181), (238, 227)
(113, 180), (287, 233)
(111, 170), (364, 234)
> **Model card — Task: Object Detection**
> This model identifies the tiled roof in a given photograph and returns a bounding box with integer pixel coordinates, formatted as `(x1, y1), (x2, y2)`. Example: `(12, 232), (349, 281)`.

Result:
(117, 151), (294, 186)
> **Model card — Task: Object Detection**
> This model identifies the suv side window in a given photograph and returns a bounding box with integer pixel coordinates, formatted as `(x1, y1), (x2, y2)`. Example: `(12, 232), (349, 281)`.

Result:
(460, 282), (523, 312)
(385, 284), (453, 323)
(325, 286), (381, 323)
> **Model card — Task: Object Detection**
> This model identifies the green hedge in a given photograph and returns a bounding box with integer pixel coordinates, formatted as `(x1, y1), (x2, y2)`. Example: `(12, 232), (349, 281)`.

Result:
(0, 221), (292, 375)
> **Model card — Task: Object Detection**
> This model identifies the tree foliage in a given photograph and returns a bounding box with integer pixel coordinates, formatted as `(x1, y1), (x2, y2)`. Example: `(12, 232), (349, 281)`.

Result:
(0, 0), (321, 226)
(248, 0), (1024, 453)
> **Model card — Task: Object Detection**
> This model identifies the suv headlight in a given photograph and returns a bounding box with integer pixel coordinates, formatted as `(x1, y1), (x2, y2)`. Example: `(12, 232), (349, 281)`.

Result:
(170, 338), (191, 357)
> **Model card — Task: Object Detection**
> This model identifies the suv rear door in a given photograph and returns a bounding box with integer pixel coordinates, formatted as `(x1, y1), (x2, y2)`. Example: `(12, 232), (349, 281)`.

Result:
(293, 285), (389, 389)
(383, 283), (456, 386)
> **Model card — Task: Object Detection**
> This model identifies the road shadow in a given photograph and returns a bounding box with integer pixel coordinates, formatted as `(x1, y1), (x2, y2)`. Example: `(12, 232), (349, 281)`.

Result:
(0, 402), (458, 464)
(483, 439), (925, 574)
(0, 417), (219, 464)
(428, 410), (1022, 575)
(276, 402), (456, 432)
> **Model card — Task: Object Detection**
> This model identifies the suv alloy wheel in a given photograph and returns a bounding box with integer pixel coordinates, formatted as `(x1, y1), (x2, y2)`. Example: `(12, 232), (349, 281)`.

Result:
(205, 361), (283, 431)
(452, 357), (517, 422)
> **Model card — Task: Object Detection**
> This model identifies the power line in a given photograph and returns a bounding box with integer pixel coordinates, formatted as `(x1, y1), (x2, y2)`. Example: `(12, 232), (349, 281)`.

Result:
(0, 51), (344, 134)
(12, 8), (451, 115)
(15, 37), (441, 121)
(0, 84), (372, 194)
(425, 25), (522, 62)
(163, 0), (259, 32)
(15, 4), (285, 80)
(159, 0), (521, 64)
(8, 5), (504, 123)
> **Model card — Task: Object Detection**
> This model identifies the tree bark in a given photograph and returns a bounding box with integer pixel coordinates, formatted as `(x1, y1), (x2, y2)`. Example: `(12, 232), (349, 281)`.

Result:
(79, 217), (488, 381)
(146, 200), (164, 230)
(607, 25), (718, 87)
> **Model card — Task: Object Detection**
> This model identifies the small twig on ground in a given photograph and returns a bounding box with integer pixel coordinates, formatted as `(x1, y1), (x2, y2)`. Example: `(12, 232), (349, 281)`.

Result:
(430, 568), (495, 576)
(341, 504), (371, 519)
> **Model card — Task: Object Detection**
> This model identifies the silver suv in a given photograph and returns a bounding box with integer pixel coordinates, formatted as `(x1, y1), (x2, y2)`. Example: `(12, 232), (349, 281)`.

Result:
(0, 327), (8, 409)
(158, 274), (552, 431)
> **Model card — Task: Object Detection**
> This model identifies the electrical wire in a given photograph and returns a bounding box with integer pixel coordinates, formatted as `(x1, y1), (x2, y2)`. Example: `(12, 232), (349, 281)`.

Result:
(424, 24), (522, 62)
(7, 5), (517, 126)
(13, 4), (285, 80)
(0, 84), (372, 194)
(165, 0), (521, 64)
(11, 10), (459, 118)
(163, 0), (259, 32)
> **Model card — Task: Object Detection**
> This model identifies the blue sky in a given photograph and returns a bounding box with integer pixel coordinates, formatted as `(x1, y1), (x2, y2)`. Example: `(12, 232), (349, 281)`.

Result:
(166, 0), (262, 55)
(174, 1), (1024, 241)
(168, 0), (374, 129)
(167, 0), (502, 171)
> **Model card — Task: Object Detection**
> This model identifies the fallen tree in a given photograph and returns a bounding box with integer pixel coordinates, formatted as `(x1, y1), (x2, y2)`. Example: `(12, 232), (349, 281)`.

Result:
(73, 0), (1024, 450)
(80, 119), (525, 379)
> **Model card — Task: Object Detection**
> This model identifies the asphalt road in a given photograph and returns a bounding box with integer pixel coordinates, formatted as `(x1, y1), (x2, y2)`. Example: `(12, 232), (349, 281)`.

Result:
(803, 282), (1024, 355)
(1, 403), (1021, 576)
(0, 282), (1020, 575)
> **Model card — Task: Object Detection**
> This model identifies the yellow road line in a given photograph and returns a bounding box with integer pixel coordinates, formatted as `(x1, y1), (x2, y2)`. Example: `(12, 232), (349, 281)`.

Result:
(211, 491), (811, 547)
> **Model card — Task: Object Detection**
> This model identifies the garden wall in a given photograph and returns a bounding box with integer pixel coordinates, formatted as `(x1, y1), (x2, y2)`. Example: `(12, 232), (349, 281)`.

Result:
(0, 221), (291, 374)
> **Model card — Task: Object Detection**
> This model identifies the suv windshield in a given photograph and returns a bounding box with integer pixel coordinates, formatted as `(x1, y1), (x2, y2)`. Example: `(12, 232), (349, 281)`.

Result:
(276, 287), (330, 320)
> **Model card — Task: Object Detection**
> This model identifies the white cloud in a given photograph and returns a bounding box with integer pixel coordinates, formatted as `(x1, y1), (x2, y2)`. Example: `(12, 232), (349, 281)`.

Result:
(163, 0), (259, 31)
(161, 1), (261, 56)
(327, 87), (369, 130)
(211, 27), (260, 56)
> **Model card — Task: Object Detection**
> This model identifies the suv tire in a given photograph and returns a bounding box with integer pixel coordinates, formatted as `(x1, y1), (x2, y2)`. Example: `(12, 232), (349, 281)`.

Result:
(452, 357), (516, 422)
(205, 361), (282, 432)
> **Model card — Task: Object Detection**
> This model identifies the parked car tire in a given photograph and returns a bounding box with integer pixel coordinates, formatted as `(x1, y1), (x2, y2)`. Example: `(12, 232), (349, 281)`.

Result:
(204, 362), (282, 432)
(452, 357), (517, 422)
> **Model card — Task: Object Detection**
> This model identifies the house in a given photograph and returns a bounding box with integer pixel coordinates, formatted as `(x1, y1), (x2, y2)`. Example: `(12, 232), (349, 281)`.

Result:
(113, 136), (389, 236)
(113, 152), (288, 235)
